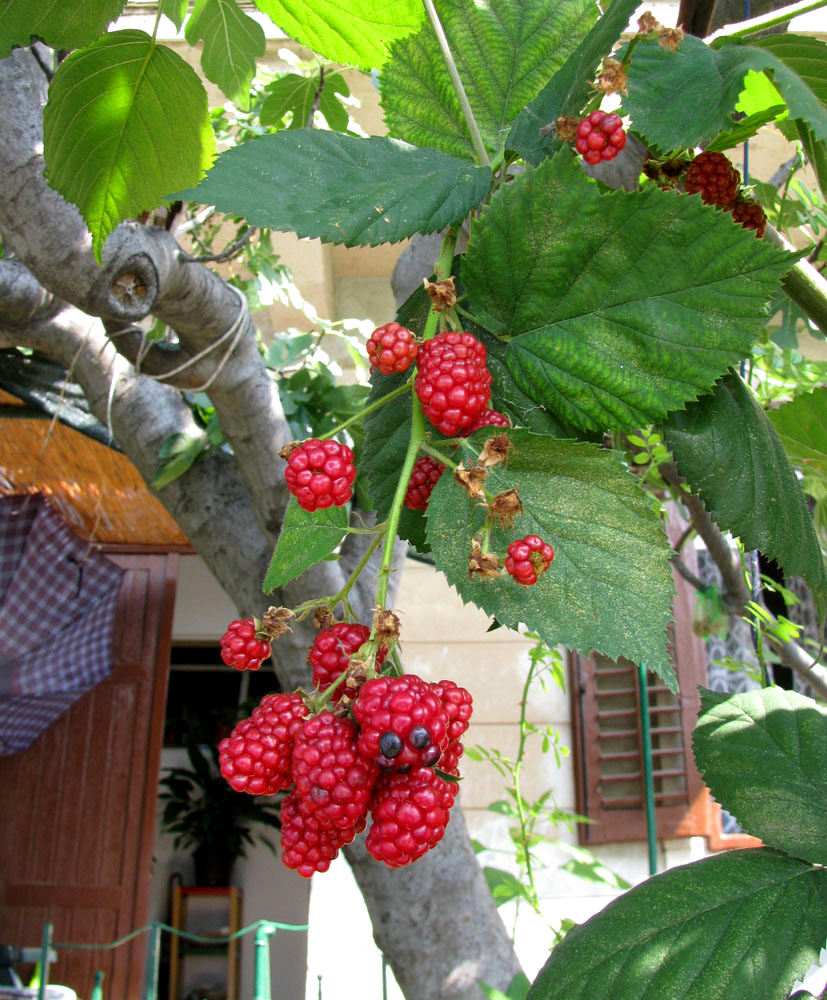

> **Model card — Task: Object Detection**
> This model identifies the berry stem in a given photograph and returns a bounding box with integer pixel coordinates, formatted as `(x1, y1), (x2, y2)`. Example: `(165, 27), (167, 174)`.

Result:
(317, 380), (413, 442)
(330, 523), (388, 610)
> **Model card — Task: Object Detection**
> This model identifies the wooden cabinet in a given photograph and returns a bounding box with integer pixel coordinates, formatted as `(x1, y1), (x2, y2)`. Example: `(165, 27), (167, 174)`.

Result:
(168, 886), (242, 1000)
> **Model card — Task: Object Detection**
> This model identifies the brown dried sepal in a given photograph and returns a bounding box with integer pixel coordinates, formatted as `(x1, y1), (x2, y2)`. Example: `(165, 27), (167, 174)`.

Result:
(658, 26), (684, 51)
(454, 463), (489, 500)
(279, 439), (301, 460)
(468, 539), (501, 581)
(637, 10), (660, 33)
(489, 487), (523, 529)
(261, 605), (295, 640)
(423, 276), (457, 311)
(596, 57), (628, 96)
(372, 606), (401, 647)
(552, 116), (580, 142)
(479, 434), (513, 469)
(312, 607), (337, 630)
(338, 659), (372, 707)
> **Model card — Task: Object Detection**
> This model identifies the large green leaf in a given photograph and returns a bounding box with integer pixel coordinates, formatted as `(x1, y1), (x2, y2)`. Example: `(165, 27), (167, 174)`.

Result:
(252, 0), (422, 71)
(426, 430), (677, 688)
(624, 34), (827, 153)
(0, 0), (125, 56)
(43, 31), (214, 261)
(263, 497), (349, 592)
(527, 849), (827, 1000)
(260, 70), (350, 131)
(462, 151), (795, 435)
(507, 0), (640, 166)
(175, 131), (491, 246)
(663, 373), (827, 609)
(768, 387), (827, 475)
(185, 0), (266, 106)
(693, 687), (827, 865)
(381, 0), (597, 161)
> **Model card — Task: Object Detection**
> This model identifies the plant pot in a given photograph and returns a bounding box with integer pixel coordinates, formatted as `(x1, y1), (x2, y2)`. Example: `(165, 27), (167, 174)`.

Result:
(192, 846), (235, 887)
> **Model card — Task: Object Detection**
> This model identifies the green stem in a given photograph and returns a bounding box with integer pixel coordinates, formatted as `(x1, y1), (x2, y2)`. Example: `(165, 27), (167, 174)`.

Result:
(331, 525), (387, 610)
(420, 0), (490, 167)
(709, 0), (827, 41)
(318, 381), (412, 441)
(513, 653), (543, 918)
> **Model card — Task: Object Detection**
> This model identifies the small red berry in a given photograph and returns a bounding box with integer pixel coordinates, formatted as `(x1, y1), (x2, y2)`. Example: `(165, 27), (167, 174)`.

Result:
(284, 438), (356, 512)
(575, 110), (627, 165)
(309, 622), (387, 697)
(404, 455), (446, 511)
(505, 534), (555, 586)
(728, 196), (766, 238)
(684, 151), (741, 207)
(218, 692), (307, 795)
(367, 323), (419, 375)
(280, 791), (365, 877)
(414, 331), (492, 436)
(220, 618), (271, 671)
(463, 409), (511, 435)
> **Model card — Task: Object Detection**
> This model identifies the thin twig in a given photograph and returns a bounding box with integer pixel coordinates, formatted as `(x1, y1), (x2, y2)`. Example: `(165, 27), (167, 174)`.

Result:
(180, 229), (256, 264)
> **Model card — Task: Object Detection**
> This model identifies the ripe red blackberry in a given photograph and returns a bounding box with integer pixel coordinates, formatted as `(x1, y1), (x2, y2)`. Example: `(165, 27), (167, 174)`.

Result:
(309, 622), (387, 696)
(367, 323), (419, 375)
(463, 409), (511, 434)
(220, 618), (271, 671)
(283, 438), (356, 512)
(684, 151), (741, 207)
(280, 790), (365, 877)
(505, 534), (555, 586)
(292, 711), (378, 830)
(414, 331), (492, 436)
(366, 766), (456, 867)
(430, 679), (473, 742)
(404, 455), (446, 511)
(729, 197), (767, 238)
(218, 692), (307, 795)
(353, 674), (449, 771)
(575, 111), (627, 165)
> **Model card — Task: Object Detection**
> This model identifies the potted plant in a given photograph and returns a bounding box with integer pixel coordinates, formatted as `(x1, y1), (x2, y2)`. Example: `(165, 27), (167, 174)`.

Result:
(158, 742), (282, 886)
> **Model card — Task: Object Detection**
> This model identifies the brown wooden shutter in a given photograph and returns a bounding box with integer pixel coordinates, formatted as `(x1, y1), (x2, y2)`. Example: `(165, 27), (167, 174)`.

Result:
(570, 559), (714, 845)
(0, 551), (177, 998)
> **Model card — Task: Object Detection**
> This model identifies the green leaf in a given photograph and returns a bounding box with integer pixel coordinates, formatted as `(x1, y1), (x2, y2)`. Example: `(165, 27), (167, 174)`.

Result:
(161, 0), (188, 31)
(185, 0), (266, 106)
(625, 34), (827, 153)
(43, 31), (215, 261)
(527, 849), (827, 1000)
(555, 842), (632, 891)
(263, 497), (349, 592)
(251, 0), (423, 71)
(175, 131), (492, 247)
(481, 974), (532, 1000)
(693, 687), (827, 865)
(768, 387), (827, 476)
(507, 0), (640, 166)
(663, 373), (827, 610)
(260, 70), (350, 131)
(705, 104), (788, 152)
(483, 866), (530, 906)
(426, 431), (677, 688)
(0, 0), (125, 56)
(381, 0), (597, 161)
(151, 433), (209, 489)
(462, 151), (795, 435)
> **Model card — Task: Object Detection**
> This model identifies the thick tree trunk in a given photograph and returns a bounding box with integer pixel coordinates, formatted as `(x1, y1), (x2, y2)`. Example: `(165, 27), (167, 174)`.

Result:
(0, 47), (522, 999)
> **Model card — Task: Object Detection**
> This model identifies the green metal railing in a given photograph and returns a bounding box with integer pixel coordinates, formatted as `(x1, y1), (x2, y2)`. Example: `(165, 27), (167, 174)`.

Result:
(31, 914), (306, 1000)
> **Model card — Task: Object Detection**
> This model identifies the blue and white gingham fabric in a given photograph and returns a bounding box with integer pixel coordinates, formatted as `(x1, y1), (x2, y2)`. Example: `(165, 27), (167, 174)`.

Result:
(0, 494), (125, 755)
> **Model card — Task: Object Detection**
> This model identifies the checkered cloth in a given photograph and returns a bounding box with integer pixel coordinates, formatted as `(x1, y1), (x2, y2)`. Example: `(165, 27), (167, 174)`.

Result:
(0, 494), (125, 755)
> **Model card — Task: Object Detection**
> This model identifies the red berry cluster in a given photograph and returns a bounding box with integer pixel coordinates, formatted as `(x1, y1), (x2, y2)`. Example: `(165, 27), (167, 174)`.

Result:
(283, 438), (356, 513)
(219, 671), (472, 877)
(684, 151), (767, 237)
(413, 331), (493, 436)
(575, 110), (627, 165)
(505, 534), (555, 586)
(309, 622), (387, 697)
(404, 455), (445, 511)
(220, 618), (271, 671)
(367, 323), (419, 375)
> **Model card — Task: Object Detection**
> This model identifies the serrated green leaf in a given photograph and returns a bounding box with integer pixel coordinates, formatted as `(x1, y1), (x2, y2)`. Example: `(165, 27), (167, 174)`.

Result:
(263, 497), (349, 592)
(693, 687), (827, 865)
(252, 0), (422, 71)
(768, 388), (827, 475)
(0, 0), (125, 57)
(381, 0), (597, 161)
(507, 0), (640, 165)
(175, 131), (492, 247)
(483, 866), (530, 905)
(527, 849), (827, 1000)
(260, 70), (350, 131)
(43, 31), (214, 261)
(663, 373), (827, 609)
(705, 104), (787, 153)
(625, 34), (827, 153)
(161, 0), (188, 31)
(185, 0), (266, 106)
(426, 431), (677, 687)
(462, 151), (795, 435)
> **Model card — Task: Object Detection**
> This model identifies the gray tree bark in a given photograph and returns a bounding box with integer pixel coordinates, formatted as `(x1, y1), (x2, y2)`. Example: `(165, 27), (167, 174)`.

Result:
(0, 47), (522, 1000)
